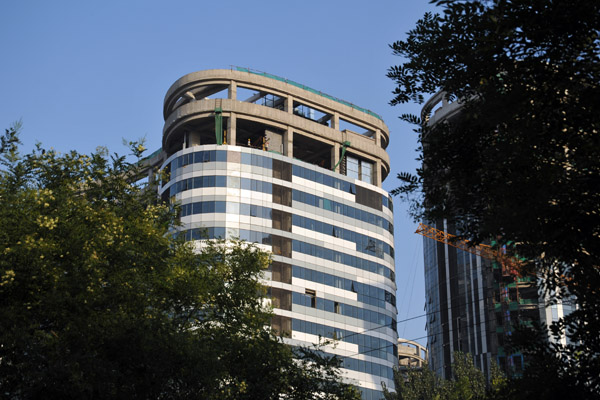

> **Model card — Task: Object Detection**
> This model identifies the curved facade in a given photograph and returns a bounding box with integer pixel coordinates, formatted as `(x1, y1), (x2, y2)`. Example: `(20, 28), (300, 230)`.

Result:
(398, 339), (428, 371)
(157, 69), (397, 399)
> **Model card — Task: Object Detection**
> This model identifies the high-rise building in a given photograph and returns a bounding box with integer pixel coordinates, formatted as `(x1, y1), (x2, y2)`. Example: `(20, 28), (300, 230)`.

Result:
(422, 219), (500, 379)
(148, 68), (398, 399)
(419, 93), (574, 380)
(397, 339), (428, 371)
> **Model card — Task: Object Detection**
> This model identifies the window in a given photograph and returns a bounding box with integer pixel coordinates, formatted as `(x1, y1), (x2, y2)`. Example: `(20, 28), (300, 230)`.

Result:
(272, 159), (292, 181)
(346, 156), (360, 180)
(355, 186), (383, 211)
(345, 155), (374, 184)
(272, 184), (292, 206)
(272, 209), (292, 232)
(272, 235), (292, 258)
(271, 261), (292, 284)
(305, 289), (316, 308)
(361, 161), (372, 183)
(272, 315), (291, 337)
(271, 288), (292, 311)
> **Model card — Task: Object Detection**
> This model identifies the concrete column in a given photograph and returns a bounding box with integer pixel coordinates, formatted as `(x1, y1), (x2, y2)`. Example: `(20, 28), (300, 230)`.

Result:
(375, 129), (381, 147)
(332, 113), (340, 131)
(331, 142), (341, 173)
(227, 113), (237, 146)
(148, 167), (154, 184)
(188, 131), (201, 147)
(375, 160), (382, 187)
(228, 81), (237, 100)
(285, 96), (293, 113)
(283, 127), (293, 157)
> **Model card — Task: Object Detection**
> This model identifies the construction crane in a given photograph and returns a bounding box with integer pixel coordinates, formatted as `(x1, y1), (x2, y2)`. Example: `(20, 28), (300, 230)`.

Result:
(415, 222), (521, 276)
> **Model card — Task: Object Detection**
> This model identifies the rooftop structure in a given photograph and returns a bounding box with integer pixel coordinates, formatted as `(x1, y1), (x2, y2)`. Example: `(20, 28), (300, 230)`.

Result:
(149, 69), (397, 399)
(397, 339), (428, 371)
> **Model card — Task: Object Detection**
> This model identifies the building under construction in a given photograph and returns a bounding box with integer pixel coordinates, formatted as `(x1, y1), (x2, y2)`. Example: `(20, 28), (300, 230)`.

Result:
(144, 68), (397, 400)
(418, 93), (574, 380)
(397, 338), (428, 371)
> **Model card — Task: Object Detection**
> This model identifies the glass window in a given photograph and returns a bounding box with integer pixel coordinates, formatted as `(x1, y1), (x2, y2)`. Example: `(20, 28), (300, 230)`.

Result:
(263, 156), (272, 170)
(305, 289), (316, 308)
(215, 201), (226, 213)
(316, 298), (324, 310)
(346, 156), (359, 180)
(314, 220), (323, 233)
(292, 318), (301, 331)
(241, 153), (252, 165)
(341, 181), (350, 193)
(240, 203), (250, 216)
(216, 150), (227, 162)
(216, 176), (226, 187)
(241, 178), (251, 190)
(292, 164), (301, 177)
(324, 273), (333, 287)
(315, 171), (323, 184)
(361, 161), (372, 184)
(214, 227), (225, 238)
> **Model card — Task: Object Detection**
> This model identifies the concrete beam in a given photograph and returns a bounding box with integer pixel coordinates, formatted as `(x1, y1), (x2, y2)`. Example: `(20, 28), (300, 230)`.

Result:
(243, 91), (266, 103)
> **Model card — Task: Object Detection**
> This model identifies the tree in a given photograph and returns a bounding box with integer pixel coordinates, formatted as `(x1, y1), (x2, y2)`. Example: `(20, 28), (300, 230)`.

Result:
(0, 124), (360, 400)
(383, 352), (508, 400)
(383, 363), (448, 400)
(388, 1), (599, 397)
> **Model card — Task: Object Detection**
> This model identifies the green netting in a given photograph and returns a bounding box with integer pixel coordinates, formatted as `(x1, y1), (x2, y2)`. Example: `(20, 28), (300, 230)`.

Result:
(235, 67), (383, 121)
(519, 299), (537, 305)
(141, 147), (163, 162)
(332, 140), (351, 172)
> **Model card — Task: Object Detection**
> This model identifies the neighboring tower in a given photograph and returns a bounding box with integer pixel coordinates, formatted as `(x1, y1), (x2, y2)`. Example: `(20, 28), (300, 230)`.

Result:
(422, 220), (498, 379)
(419, 93), (567, 380)
(157, 69), (397, 399)
(397, 339), (427, 371)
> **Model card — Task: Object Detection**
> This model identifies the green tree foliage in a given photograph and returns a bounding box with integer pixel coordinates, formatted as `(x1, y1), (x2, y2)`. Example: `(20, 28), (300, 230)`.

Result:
(0, 124), (360, 400)
(383, 363), (448, 400)
(388, 1), (599, 397)
(383, 353), (508, 400)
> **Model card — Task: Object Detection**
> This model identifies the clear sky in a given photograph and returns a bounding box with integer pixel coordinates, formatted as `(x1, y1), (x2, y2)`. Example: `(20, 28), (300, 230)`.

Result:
(0, 0), (440, 346)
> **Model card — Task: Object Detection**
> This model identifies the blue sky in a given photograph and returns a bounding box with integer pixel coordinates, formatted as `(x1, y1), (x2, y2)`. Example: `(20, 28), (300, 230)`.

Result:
(0, 0), (440, 345)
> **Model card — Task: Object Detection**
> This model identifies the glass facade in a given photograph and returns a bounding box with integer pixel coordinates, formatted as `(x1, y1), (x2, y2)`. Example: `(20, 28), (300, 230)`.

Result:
(159, 145), (396, 399)
(346, 155), (374, 184)
(422, 220), (560, 380)
(157, 69), (395, 399)
(423, 222), (498, 379)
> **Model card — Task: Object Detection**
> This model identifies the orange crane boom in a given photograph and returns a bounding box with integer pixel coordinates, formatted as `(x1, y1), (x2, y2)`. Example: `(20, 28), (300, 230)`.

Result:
(415, 223), (521, 276)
